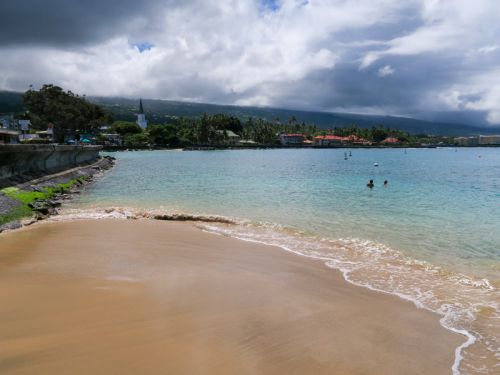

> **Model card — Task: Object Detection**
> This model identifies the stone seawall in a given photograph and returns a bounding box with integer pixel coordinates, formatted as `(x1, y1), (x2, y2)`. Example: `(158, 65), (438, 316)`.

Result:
(0, 144), (102, 184)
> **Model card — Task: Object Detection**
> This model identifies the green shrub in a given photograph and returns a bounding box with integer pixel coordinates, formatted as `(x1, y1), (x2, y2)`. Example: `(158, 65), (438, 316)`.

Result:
(0, 178), (83, 225)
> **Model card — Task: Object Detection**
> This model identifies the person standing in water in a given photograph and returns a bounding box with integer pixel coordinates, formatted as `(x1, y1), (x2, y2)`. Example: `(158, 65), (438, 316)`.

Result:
(367, 179), (374, 188)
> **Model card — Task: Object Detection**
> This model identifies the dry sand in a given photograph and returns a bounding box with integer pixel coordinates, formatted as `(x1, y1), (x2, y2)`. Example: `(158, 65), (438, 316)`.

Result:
(0, 219), (463, 374)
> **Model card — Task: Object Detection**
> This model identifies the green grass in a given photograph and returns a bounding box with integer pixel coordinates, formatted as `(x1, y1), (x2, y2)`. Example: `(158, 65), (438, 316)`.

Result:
(0, 178), (84, 226)
(0, 205), (33, 226)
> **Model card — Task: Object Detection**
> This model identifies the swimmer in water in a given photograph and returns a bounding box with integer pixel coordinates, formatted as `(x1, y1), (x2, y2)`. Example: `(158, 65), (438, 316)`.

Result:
(367, 179), (374, 188)
(384, 180), (388, 186)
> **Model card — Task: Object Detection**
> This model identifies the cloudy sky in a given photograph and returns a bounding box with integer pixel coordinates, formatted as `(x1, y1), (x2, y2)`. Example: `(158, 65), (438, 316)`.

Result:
(1, 0), (500, 126)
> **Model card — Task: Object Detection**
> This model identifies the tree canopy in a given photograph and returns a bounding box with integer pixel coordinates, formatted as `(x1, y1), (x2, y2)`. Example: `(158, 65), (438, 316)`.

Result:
(23, 84), (111, 142)
(111, 121), (142, 136)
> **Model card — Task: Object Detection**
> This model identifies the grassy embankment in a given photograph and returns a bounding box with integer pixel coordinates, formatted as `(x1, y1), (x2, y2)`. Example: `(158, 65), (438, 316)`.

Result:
(0, 179), (83, 225)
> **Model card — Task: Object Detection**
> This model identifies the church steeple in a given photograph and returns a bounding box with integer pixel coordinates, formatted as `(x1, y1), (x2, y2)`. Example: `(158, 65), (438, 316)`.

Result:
(139, 98), (144, 114)
(136, 98), (147, 129)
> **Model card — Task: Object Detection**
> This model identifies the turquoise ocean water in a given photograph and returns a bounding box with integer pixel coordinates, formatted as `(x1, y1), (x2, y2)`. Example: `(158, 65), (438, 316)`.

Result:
(68, 148), (499, 374)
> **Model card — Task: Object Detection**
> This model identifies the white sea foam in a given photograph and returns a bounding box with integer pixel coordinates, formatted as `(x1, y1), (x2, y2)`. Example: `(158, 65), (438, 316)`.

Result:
(197, 220), (500, 375)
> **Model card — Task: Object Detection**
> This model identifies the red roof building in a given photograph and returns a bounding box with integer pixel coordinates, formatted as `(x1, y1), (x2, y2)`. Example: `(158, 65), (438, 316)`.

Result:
(313, 134), (371, 147)
(381, 137), (399, 144)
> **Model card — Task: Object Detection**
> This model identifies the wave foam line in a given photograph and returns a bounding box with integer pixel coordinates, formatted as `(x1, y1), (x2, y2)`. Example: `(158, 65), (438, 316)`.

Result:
(51, 207), (240, 225)
(197, 222), (499, 375)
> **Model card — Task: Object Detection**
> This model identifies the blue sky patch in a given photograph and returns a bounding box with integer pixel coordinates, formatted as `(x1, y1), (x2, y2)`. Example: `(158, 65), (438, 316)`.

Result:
(134, 42), (154, 52)
(261, 0), (280, 12)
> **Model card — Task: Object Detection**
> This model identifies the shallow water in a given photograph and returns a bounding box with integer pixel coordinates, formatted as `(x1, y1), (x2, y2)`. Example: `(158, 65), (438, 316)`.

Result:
(69, 148), (499, 374)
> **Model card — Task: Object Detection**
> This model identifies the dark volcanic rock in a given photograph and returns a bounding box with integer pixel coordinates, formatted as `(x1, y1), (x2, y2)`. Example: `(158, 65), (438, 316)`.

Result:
(0, 220), (22, 232)
(28, 201), (50, 215)
(0, 193), (21, 215)
(49, 200), (62, 207)
(34, 212), (48, 221)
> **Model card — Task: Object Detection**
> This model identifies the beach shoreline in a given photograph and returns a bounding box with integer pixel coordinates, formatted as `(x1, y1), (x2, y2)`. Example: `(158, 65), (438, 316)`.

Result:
(0, 218), (464, 374)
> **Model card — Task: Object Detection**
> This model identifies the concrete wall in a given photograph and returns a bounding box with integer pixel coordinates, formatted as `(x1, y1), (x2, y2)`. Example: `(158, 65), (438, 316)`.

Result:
(0, 145), (102, 180)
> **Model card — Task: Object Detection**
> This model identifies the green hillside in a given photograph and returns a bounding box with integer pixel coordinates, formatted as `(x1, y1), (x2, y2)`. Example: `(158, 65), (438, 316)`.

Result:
(90, 96), (496, 136)
(1, 90), (497, 136)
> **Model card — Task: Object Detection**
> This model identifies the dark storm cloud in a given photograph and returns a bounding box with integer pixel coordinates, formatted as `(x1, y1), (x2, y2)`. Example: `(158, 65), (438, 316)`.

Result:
(0, 1), (499, 126)
(0, 0), (163, 46)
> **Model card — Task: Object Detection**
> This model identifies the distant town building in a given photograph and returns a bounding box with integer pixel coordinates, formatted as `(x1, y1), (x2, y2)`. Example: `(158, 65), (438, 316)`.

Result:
(454, 136), (479, 146)
(238, 140), (257, 146)
(100, 133), (123, 146)
(313, 135), (344, 147)
(0, 129), (20, 144)
(381, 137), (400, 144)
(313, 134), (371, 147)
(0, 115), (13, 129)
(344, 134), (370, 145)
(279, 133), (306, 146)
(18, 119), (31, 132)
(18, 134), (40, 142)
(136, 99), (148, 129)
(479, 135), (500, 145)
(215, 130), (240, 145)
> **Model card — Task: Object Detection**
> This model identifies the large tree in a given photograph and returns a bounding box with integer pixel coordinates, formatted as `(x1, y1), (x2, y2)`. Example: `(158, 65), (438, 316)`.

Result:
(111, 121), (143, 136)
(23, 84), (111, 142)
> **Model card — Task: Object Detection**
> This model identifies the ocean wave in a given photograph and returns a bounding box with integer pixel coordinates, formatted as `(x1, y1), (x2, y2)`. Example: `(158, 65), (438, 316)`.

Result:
(52, 206), (499, 375)
(50, 206), (241, 225)
(196, 222), (499, 375)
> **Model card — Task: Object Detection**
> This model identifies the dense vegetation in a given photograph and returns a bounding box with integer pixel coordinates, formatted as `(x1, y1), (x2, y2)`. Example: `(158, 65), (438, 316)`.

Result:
(106, 113), (447, 148)
(23, 85), (112, 142)
(88, 96), (496, 137)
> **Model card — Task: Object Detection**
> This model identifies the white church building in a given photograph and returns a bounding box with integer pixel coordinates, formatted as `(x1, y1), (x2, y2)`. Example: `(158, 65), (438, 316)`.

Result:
(136, 99), (148, 129)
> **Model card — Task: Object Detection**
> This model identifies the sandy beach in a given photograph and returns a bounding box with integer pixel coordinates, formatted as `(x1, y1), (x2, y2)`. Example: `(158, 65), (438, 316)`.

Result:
(0, 219), (463, 374)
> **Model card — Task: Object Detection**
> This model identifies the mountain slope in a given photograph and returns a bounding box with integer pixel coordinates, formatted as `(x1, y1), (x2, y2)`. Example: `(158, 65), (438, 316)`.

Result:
(91, 96), (496, 136)
(1, 91), (497, 136)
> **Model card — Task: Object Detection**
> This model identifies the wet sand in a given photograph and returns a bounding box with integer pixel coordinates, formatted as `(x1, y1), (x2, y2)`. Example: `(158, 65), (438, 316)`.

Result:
(0, 219), (463, 374)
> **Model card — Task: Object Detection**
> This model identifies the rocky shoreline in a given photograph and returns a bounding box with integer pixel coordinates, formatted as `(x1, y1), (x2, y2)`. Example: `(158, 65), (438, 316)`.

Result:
(0, 156), (115, 233)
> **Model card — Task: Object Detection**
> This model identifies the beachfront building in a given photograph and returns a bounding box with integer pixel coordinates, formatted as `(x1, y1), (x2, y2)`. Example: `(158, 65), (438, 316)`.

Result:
(381, 137), (400, 144)
(214, 130), (240, 145)
(279, 133), (306, 146)
(313, 135), (344, 147)
(0, 115), (14, 129)
(136, 99), (148, 129)
(100, 133), (123, 146)
(454, 136), (479, 146)
(345, 134), (371, 145)
(0, 129), (20, 144)
(34, 123), (54, 142)
(479, 135), (500, 145)
(313, 134), (371, 147)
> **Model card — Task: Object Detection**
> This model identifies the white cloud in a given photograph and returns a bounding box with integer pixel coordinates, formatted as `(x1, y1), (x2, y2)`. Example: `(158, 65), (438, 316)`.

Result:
(462, 72), (500, 125)
(378, 65), (395, 77)
(0, 0), (500, 125)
